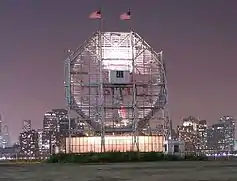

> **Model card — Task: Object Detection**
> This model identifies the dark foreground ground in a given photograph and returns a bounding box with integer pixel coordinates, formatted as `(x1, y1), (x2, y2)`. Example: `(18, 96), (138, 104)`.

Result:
(0, 161), (237, 181)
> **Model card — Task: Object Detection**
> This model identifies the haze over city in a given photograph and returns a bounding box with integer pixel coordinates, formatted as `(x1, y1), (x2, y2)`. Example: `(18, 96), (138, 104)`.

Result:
(0, 0), (237, 142)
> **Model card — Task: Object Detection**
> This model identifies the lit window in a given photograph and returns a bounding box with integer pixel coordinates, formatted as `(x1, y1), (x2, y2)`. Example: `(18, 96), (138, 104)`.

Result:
(116, 71), (124, 78)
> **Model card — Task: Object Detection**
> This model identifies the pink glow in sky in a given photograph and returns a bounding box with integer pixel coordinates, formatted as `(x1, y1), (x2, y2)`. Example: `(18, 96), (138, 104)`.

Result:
(0, 0), (237, 142)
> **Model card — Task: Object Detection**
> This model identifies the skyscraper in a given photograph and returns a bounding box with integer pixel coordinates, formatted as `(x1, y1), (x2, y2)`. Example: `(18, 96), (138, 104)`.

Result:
(197, 120), (208, 151)
(177, 116), (202, 152)
(41, 109), (82, 155)
(207, 116), (235, 152)
(0, 113), (9, 148)
(22, 120), (32, 132)
(42, 111), (58, 155)
(2, 125), (10, 147)
(19, 130), (39, 158)
(43, 112), (57, 132)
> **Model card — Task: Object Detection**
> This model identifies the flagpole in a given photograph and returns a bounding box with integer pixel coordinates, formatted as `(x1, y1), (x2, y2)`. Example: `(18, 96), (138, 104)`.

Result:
(98, 8), (105, 153)
(99, 0), (104, 32)
(122, 9), (139, 151)
(99, 8), (103, 32)
(128, 9), (132, 32)
(88, 7), (105, 152)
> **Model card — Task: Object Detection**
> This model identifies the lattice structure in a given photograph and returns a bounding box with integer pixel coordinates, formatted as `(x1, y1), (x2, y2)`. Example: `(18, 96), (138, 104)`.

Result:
(65, 31), (170, 152)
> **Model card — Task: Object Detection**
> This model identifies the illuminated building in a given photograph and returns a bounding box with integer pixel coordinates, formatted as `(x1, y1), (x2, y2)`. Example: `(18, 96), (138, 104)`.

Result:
(42, 109), (78, 154)
(51, 109), (78, 136)
(66, 135), (164, 153)
(234, 140), (237, 151)
(0, 114), (10, 148)
(0, 114), (4, 148)
(42, 111), (58, 155)
(197, 120), (208, 151)
(64, 30), (170, 152)
(2, 125), (10, 147)
(37, 129), (49, 157)
(177, 116), (201, 152)
(178, 118), (208, 153)
(43, 112), (57, 132)
(22, 120), (32, 132)
(37, 129), (43, 150)
(207, 116), (235, 153)
(19, 130), (39, 158)
(43, 109), (77, 134)
(0, 136), (6, 149)
(0, 144), (19, 159)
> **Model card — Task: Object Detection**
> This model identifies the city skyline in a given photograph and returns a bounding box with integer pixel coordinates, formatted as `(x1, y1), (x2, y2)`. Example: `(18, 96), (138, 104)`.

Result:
(2, 110), (236, 146)
(0, 0), (237, 142)
(14, 112), (236, 157)
(0, 109), (236, 156)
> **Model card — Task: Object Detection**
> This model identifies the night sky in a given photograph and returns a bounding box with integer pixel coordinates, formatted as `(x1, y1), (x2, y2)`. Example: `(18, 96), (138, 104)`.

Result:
(0, 0), (237, 143)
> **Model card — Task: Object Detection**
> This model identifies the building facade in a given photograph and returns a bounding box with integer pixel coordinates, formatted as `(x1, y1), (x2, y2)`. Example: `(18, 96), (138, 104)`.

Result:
(207, 116), (235, 153)
(197, 120), (208, 151)
(42, 109), (79, 155)
(19, 130), (39, 158)
(22, 120), (32, 132)
(177, 116), (206, 153)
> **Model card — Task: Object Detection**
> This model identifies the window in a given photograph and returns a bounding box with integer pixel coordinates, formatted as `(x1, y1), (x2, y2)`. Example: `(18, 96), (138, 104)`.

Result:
(116, 71), (124, 78)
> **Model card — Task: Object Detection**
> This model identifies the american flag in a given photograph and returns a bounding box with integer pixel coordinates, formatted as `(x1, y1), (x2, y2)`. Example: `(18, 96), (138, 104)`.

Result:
(89, 10), (102, 19)
(120, 10), (131, 20)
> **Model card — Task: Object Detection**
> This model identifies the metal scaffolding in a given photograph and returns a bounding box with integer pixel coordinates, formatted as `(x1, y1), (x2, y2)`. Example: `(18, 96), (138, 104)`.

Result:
(64, 30), (170, 152)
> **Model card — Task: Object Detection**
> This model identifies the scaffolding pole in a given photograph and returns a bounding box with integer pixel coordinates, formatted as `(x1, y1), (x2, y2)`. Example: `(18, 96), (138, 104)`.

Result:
(160, 51), (171, 154)
(65, 54), (72, 153)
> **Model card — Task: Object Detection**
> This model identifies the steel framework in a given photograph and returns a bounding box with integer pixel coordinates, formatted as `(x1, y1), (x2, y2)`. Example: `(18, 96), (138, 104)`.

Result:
(64, 31), (170, 152)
